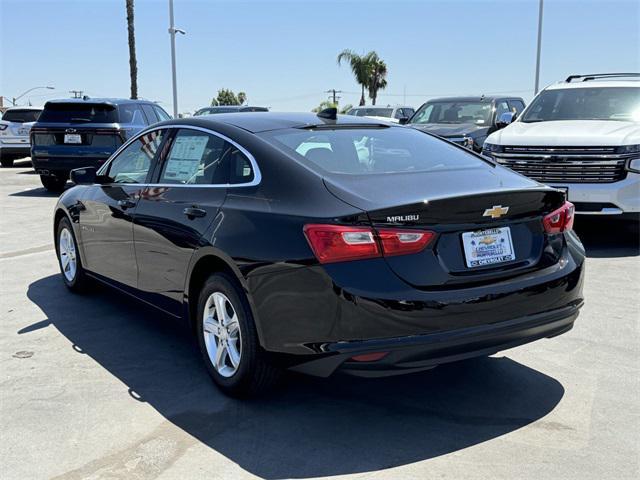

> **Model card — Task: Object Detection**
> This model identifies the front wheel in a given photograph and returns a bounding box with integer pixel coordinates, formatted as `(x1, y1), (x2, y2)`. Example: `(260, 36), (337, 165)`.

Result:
(41, 174), (66, 192)
(196, 273), (281, 397)
(56, 217), (90, 292)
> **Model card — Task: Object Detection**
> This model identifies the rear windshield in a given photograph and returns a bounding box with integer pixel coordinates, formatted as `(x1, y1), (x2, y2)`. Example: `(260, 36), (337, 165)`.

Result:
(261, 127), (487, 175)
(2, 109), (41, 123)
(521, 87), (640, 122)
(38, 103), (118, 123)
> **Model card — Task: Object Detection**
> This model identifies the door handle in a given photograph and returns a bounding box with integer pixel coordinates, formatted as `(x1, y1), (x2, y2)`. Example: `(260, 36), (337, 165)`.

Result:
(183, 206), (207, 219)
(117, 199), (136, 209)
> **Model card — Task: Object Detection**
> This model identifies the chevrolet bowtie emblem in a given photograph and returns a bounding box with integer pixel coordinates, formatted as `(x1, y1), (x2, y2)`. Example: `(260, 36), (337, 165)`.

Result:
(483, 205), (509, 218)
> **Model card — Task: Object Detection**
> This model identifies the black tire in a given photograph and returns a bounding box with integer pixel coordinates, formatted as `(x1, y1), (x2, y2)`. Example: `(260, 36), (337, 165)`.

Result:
(1, 156), (14, 168)
(196, 272), (281, 397)
(41, 174), (66, 192)
(56, 217), (91, 292)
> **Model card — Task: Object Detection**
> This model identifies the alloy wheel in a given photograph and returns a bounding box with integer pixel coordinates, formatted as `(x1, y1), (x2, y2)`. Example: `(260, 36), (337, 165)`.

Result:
(59, 227), (77, 282)
(203, 292), (242, 378)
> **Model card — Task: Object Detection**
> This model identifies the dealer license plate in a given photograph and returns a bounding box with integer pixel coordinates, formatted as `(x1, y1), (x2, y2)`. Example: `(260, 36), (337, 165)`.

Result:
(64, 134), (82, 144)
(462, 227), (515, 268)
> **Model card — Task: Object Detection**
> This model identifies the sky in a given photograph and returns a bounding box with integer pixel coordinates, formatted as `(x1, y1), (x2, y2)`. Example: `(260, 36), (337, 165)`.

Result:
(1, 0), (639, 115)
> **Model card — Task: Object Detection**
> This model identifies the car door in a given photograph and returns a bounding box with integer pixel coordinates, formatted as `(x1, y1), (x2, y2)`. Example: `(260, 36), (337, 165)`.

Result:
(78, 128), (168, 287)
(133, 127), (247, 315)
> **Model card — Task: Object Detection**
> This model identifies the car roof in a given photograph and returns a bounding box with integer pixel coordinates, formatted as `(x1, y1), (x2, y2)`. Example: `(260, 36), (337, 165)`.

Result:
(158, 112), (398, 133)
(44, 98), (156, 106)
(546, 80), (640, 90)
(4, 106), (43, 111)
(423, 96), (512, 103)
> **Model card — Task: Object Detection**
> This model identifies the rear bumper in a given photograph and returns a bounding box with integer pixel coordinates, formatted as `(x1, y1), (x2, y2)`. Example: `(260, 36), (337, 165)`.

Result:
(551, 172), (640, 214)
(31, 154), (110, 175)
(290, 303), (580, 377)
(0, 142), (31, 156)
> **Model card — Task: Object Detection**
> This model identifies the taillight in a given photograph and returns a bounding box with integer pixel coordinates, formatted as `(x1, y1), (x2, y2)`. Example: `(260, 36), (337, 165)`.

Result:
(303, 224), (435, 264)
(543, 201), (575, 234)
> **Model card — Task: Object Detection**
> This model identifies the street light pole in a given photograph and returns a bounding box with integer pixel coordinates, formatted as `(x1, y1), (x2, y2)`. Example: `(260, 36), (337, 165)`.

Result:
(534, 0), (544, 95)
(12, 86), (55, 106)
(168, 0), (185, 117)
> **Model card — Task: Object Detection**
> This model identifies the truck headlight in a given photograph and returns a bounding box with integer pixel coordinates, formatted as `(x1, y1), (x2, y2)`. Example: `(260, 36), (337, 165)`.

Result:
(482, 142), (502, 155)
(619, 144), (640, 155)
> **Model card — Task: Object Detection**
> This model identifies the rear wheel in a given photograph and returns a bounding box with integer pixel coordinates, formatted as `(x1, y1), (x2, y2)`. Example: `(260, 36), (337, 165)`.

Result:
(196, 273), (281, 397)
(41, 174), (66, 192)
(56, 217), (90, 292)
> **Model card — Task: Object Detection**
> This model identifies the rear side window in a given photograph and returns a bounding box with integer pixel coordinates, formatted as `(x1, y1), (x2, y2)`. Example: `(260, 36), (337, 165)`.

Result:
(159, 129), (230, 185)
(141, 105), (159, 124)
(118, 104), (145, 124)
(2, 109), (41, 123)
(105, 130), (165, 183)
(38, 103), (117, 123)
(229, 147), (254, 184)
(262, 127), (487, 175)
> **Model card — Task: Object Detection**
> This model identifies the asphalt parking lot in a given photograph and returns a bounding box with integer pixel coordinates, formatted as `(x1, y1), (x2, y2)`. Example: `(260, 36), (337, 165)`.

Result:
(1, 158), (638, 480)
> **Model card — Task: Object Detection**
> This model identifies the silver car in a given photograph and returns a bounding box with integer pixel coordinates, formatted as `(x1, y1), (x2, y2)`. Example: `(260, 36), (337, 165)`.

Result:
(0, 106), (42, 167)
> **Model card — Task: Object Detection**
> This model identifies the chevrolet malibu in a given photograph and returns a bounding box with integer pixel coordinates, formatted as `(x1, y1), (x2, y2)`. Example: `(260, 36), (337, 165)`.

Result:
(53, 111), (585, 396)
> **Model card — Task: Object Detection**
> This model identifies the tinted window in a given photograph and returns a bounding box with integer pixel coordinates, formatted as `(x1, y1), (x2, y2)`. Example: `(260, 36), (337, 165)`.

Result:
(38, 103), (118, 123)
(403, 108), (415, 118)
(2, 109), (41, 123)
(521, 87), (640, 122)
(141, 104), (159, 124)
(354, 108), (393, 117)
(106, 130), (165, 183)
(509, 100), (525, 115)
(394, 109), (405, 119)
(229, 147), (255, 184)
(159, 129), (230, 185)
(411, 101), (492, 125)
(153, 106), (171, 121)
(118, 104), (145, 124)
(262, 127), (486, 175)
(494, 101), (510, 121)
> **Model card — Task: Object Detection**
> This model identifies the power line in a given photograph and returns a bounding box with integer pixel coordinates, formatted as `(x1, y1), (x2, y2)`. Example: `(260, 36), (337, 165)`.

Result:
(326, 89), (342, 105)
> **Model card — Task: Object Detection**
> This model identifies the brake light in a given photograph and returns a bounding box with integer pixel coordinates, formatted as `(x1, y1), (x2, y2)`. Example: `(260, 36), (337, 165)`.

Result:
(543, 201), (575, 234)
(303, 224), (435, 264)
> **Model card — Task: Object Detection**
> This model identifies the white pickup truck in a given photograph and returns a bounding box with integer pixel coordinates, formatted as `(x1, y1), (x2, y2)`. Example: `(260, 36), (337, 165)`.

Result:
(483, 74), (639, 219)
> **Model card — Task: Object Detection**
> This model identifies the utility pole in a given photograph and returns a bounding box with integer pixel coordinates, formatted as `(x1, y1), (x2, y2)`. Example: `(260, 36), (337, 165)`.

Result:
(168, 0), (185, 117)
(69, 90), (84, 98)
(326, 89), (342, 105)
(534, 0), (544, 95)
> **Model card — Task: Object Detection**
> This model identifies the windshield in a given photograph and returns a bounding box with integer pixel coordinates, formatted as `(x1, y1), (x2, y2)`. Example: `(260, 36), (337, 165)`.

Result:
(2, 109), (41, 123)
(411, 101), (493, 125)
(260, 126), (486, 175)
(352, 108), (393, 118)
(38, 104), (118, 123)
(521, 87), (640, 122)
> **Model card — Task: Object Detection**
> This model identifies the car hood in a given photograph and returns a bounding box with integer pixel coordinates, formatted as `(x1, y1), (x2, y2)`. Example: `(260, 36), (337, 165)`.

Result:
(487, 120), (640, 146)
(409, 123), (488, 138)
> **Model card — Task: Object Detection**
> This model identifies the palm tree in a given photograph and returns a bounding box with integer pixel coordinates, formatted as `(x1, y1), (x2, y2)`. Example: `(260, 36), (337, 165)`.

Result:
(364, 52), (388, 106)
(126, 0), (138, 99)
(337, 49), (369, 106)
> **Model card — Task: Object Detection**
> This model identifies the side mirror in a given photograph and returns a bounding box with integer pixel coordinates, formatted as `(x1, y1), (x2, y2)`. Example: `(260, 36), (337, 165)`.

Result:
(70, 167), (97, 185)
(398, 117), (410, 125)
(496, 112), (515, 129)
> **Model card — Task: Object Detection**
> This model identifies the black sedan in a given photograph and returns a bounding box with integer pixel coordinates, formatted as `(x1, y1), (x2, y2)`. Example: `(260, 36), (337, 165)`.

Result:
(53, 111), (585, 396)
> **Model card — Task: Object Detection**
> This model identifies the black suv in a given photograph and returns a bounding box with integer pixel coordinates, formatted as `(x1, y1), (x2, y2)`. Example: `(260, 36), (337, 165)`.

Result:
(406, 96), (526, 152)
(30, 98), (171, 191)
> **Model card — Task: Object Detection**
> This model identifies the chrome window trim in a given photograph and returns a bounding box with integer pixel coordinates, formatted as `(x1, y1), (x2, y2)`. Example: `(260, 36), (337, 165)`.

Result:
(96, 124), (262, 188)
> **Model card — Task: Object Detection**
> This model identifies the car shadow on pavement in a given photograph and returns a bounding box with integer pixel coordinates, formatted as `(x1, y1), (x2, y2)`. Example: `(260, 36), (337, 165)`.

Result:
(26, 274), (565, 479)
(9, 187), (66, 197)
(575, 218), (639, 258)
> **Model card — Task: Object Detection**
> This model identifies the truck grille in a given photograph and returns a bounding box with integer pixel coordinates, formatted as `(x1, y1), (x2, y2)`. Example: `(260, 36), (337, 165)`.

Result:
(493, 146), (630, 184)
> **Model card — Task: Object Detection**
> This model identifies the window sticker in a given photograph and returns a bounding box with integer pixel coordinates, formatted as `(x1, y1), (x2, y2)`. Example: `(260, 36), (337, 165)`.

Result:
(164, 135), (208, 182)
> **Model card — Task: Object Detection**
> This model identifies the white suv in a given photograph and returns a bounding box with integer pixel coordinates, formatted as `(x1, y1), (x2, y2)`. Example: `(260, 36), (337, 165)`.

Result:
(483, 74), (639, 218)
(0, 106), (42, 167)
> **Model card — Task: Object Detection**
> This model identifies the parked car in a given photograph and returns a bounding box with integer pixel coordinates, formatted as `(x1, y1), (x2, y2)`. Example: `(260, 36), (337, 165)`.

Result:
(483, 73), (640, 218)
(346, 105), (415, 123)
(407, 96), (526, 152)
(30, 98), (171, 191)
(0, 106), (43, 167)
(54, 111), (584, 396)
(194, 106), (269, 115)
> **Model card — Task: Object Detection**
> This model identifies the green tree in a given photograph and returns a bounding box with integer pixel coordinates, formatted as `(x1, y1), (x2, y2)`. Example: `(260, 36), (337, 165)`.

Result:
(237, 92), (247, 105)
(365, 52), (388, 106)
(340, 104), (353, 114)
(337, 49), (370, 106)
(125, 0), (138, 99)
(312, 100), (337, 113)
